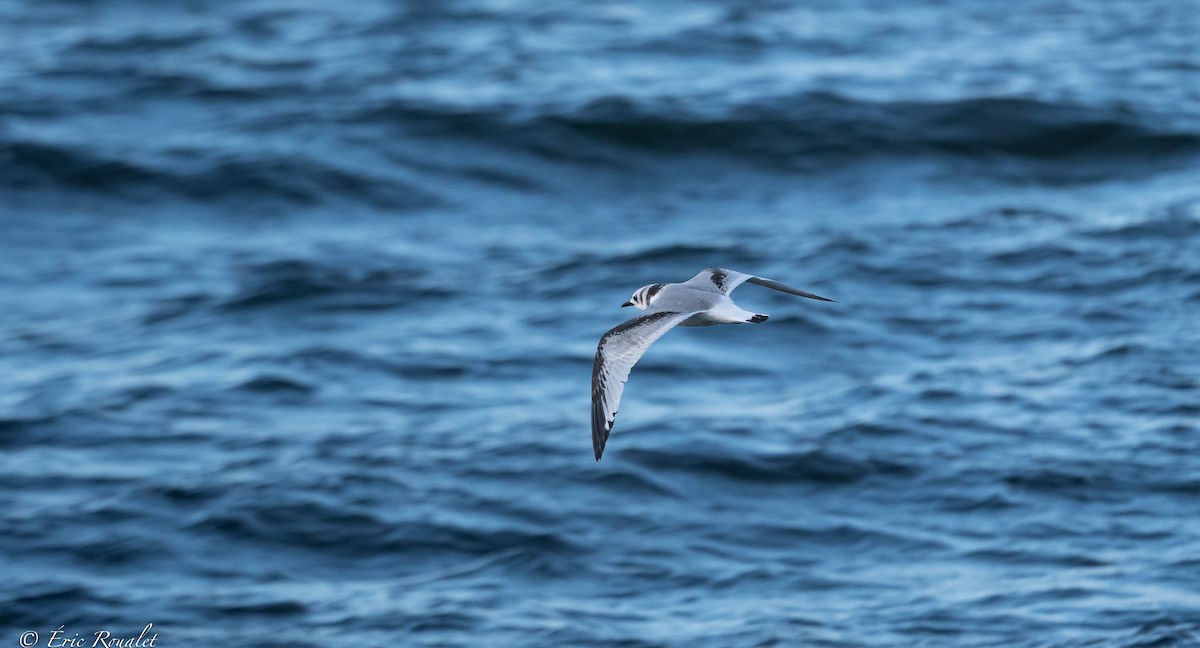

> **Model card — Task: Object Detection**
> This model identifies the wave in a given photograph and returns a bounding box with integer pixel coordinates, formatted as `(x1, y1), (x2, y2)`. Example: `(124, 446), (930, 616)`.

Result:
(2, 584), (122, 628)
(582, 467), (685, 498)
(233, 375), (316, 395)
(357, 93), (1200, 175)
(189, 499), (575, 559)
(0, 139), (436, 208)
(286, 346), (469, 380)
(625, 446), (916, 485)
(1086, 198), (1200, 240)
(535, 243), (754, 277)
(204, 600), (308, 617)
(1122, 619), (1200, 647)
(964, 547), (1109, 568)
(220, 259), (453, 312)
(6, 94), (1195, 204)
(708, 521), (946, 556)
(1003, 462), (1200, 500)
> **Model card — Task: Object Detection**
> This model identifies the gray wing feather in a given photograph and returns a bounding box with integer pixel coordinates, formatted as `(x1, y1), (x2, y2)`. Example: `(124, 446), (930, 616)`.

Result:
(745, 276), (834, 302)
(683, 267), (749, 294)
(592, 311), (697, 461)
(685, 267), (833, 301)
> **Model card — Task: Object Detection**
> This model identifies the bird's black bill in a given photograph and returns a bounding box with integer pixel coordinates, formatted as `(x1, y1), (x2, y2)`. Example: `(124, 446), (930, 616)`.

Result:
(621, 301), (633, 307)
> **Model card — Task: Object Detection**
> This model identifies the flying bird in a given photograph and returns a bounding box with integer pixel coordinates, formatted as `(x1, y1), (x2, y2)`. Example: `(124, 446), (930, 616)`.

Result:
(591, 267), (833, 461)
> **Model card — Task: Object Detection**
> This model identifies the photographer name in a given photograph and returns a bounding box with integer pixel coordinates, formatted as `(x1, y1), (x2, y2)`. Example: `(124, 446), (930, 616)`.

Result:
(42, 624), (158, 648)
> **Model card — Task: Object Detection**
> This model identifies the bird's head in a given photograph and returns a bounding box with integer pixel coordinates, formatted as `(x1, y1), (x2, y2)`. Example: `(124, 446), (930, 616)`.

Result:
(622, 283), (665, 310)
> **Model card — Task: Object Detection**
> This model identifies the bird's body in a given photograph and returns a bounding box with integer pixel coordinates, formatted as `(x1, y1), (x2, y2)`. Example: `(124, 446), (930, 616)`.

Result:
(591, 267), (833, 461)
(644, 286), (754, 327)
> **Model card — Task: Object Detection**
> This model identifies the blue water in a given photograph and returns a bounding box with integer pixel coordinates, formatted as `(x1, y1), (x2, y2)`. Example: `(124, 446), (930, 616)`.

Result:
(3, 1), (1200, 646)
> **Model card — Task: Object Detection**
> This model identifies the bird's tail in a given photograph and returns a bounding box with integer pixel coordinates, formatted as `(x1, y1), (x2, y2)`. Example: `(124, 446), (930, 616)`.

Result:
(748, 314), (768, 323)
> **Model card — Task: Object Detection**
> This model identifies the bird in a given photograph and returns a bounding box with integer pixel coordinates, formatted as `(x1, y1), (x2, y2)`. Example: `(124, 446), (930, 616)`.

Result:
(591, 267), (834, 461)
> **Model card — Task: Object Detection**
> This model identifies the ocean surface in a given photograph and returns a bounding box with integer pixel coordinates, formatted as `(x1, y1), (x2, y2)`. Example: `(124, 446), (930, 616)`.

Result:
(3, 1), (1199, 646)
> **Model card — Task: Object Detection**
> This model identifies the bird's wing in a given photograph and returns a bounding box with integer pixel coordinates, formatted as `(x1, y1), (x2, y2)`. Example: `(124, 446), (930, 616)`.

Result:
(592, 310), (698, 461)
(684, 267), (834, 301)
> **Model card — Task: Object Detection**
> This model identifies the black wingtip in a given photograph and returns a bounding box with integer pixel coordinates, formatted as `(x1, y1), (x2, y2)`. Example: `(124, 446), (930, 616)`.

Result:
(591, 415), (608, 461)
(592, 423), (609, 461)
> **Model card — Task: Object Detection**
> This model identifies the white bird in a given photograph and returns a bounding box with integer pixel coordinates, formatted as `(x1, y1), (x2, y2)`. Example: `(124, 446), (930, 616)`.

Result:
(591, 267), (834, 461)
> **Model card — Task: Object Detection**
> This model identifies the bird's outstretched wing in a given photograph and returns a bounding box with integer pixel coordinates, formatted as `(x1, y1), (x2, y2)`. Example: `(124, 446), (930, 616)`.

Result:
(684, 267), (834, 302)
(592, 310), (698, 461)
